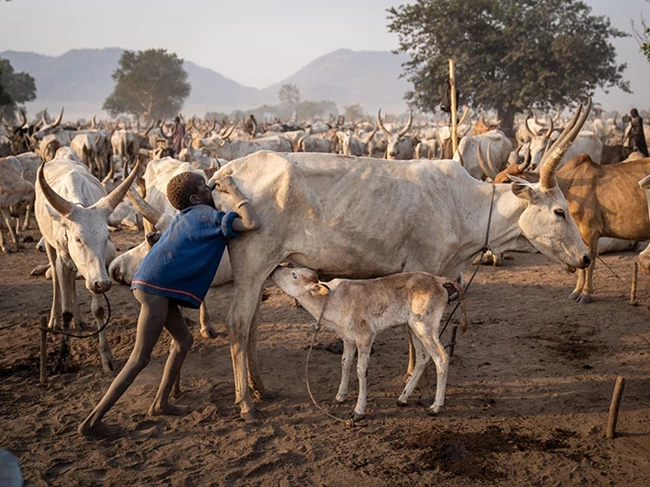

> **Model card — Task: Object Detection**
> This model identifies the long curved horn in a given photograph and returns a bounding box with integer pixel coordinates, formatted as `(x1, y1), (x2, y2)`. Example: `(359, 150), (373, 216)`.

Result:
(127, 187), (163, 226)
(539, 98), (592, 189)
(37, 160), (76, 216)
(552, 107), (561, 123)
(142, 120), (155, 136)
(18, 109), (27, 129)
(480, 111), (486, 124)
(51, 107), (64, 128)
(90, 114), (97, 130)
(477, 142), (496, 179)
(362, 125), (378, 144)
(544, 118), (554, 139)
(397, 111), (413, 137)
(222, 120), (237, 140)
(458, 105), (470, 126)
(525, 115), (535, 137)
(376, 109), (391, 136)
(518, 144), (532, 171)
(485, 140), (500, 176)
(99, 157), (143, 211)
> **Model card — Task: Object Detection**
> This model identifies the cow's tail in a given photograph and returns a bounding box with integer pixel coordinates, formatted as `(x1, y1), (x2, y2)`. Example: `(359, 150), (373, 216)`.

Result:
(441, 278), (469, 333)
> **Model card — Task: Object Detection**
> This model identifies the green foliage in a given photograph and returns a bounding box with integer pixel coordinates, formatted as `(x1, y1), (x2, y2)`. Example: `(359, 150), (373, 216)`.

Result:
(278, 84), (300, 105)
(103, 49), (191, 121)
(0, 58), (37, 123)
(387, 0), (630, 132)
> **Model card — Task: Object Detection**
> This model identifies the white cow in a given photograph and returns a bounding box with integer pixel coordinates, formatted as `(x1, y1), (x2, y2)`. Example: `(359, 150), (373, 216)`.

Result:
(35, 149), (141, 371)
(200, 133), (293, 161)
(453, 130), (513, 180)
(271, 266), (467, 420)
(377, 110), (416, 160)
(209, 101), (593, 420)
(0, 157), (35, 252)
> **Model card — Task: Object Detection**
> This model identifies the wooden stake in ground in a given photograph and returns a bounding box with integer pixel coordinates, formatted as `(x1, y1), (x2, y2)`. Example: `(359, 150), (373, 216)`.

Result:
(606, 376), (625, 439)
(630, 262), (639, 306)
(449, 58), (458, 158)
(40, 316), (47, 386)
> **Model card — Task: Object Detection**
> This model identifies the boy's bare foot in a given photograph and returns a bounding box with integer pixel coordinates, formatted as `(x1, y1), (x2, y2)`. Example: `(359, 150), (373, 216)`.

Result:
(147, 402), (191, 417)
(78, 419), (119, 437)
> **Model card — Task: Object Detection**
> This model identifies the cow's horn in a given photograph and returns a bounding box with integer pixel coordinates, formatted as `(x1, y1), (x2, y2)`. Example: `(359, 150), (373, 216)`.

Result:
(539, 98), (591, 189)
(397, 111), (413, 137)
(37, 160), (76, 216)
(127, 187), (163, 226)
(376, 108), (391, 136)
(485, 140), (500, 177)
(477, 142), (496, 179)
(99, 157), (143, 212)
(524, 114), (535, 137)
(518, 144), (532, 171)
(51, 107), (64, 128)
(544, 118), (554, 139)
(458, 106), (470, 126)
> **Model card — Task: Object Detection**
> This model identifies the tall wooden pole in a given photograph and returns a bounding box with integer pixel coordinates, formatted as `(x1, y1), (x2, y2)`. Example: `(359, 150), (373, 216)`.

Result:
(606, 376), (625, 439)
(449, 59), (459, 159)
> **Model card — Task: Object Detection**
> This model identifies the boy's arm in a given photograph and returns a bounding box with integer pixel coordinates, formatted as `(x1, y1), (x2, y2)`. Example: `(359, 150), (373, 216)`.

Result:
(212, 176), (261, 232)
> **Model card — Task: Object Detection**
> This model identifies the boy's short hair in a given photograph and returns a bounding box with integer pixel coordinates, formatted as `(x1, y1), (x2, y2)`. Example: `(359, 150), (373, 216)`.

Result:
(167, 172), (201, 210)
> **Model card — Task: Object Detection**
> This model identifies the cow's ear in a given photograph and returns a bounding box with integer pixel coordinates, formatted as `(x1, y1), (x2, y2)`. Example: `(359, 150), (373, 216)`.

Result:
(45, 204), (67, 225)
(146, 231), (161, 248)
(307, 283), (329, 296)
(510, 176), (534, 203)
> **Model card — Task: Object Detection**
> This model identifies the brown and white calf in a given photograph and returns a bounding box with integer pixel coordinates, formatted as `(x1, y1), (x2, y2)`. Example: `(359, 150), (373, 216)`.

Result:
(270, 266), (467, 420)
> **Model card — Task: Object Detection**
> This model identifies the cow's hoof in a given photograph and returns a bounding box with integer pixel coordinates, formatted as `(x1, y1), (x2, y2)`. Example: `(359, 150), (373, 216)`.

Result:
(568, 290), (580, 301)
(335, 395), (346, 404)
(200, 326), (219, 339)
(352, 412), (365, 422)
(253, 388), (277, 401)
(577, 294), (592, 304)
(241, 409), (264, 422)
(427, 408), (440, 417)
(418, 396), (434, 408)
(102, 357), (118, 372)
(396, 399), (408, 408)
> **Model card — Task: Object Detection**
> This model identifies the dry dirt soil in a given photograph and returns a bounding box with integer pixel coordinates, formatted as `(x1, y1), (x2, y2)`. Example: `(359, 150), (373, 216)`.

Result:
(2, 227), (650, 486)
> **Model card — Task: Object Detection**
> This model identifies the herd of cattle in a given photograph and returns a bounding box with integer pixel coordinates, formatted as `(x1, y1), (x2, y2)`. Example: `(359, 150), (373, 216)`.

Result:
(3, 98), (650, 419)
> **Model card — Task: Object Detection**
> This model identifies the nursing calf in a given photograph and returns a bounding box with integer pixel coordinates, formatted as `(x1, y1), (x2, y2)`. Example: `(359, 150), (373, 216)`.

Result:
(270, 266), (467, 420)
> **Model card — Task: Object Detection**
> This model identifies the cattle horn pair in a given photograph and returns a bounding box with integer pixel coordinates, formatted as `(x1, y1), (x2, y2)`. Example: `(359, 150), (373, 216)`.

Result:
(477, 141), (498, 179)
(376, 109), (413, 137)
(38, 157), (143, 217)
(539, 98), (592, 190)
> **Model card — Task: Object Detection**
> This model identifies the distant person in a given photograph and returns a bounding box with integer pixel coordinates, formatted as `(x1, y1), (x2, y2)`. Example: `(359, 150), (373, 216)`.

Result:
(244, 114), (257, 138)
(625, 108), (648, 157)
(172, 116), (186, 157)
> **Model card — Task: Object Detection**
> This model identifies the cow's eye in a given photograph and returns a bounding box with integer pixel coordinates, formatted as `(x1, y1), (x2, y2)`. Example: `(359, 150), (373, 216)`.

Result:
(554, 209), (566, 219)
(292, 272), (297, 279)
(75, 236), (82, 243)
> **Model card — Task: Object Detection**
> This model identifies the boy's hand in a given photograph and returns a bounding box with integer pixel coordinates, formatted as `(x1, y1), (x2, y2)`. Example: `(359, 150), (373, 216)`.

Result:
(212, 176), (238, 194)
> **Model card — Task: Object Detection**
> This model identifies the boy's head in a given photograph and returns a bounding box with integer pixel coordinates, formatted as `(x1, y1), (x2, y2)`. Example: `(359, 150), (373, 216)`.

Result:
(167, 172), (214, 210)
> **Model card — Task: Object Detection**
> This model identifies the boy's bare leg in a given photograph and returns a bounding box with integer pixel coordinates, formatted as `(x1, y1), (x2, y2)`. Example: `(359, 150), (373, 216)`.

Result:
(148, 303), (193, 416)
(78, 290), (168, 436)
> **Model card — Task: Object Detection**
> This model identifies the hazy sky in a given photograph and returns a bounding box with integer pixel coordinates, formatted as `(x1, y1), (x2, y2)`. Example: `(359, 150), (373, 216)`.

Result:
(1, 0), (649, 110)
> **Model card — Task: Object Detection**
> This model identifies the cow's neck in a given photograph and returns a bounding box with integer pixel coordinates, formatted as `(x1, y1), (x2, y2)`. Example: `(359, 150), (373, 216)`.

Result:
(459, 183), (530, 260)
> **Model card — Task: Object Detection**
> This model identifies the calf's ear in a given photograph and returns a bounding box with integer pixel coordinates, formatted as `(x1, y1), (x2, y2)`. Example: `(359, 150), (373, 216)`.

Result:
(509, 175), (535, 203)
(307, 283), (329, 296)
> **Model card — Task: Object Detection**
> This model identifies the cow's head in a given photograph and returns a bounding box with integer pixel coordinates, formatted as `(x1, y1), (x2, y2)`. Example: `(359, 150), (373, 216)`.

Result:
(512, 100), (593, 272)
(109, 188), (172, 285)
(377, 109), (417, 160)
(270, 266), (329, 299)
(38, 157), (142, 293)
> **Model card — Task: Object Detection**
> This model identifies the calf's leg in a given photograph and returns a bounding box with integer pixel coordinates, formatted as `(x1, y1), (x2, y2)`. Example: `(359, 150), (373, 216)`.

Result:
(335, 339), (356, 403)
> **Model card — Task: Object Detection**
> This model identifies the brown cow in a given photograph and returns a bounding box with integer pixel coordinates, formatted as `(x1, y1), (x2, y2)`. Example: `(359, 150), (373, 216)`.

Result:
(493, 155), (650, 302)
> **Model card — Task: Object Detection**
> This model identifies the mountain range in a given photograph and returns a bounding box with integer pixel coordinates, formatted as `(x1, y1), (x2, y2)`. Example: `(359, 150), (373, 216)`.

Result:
(0, 48), (411, 120)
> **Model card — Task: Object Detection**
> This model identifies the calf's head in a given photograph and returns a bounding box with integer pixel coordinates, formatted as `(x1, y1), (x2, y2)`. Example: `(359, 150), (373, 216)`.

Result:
(270, 266), (329, 299)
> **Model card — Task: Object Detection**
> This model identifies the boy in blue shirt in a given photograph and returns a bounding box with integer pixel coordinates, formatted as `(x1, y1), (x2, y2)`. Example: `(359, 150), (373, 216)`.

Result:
(79, 171), (260, 436)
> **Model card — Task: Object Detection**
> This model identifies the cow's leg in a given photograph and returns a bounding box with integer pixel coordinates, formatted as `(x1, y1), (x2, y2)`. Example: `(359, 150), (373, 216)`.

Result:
(21, 204), (31, 231)
(78, 290), (168, 436)
(247, 306), (268, 400)
(0, 220), (6, 253)
(0, 208), (19, 252)
(44, 243), (61, 330)
(569, 268), (586, 301)
(572, 234), (598, 304)
(199, 302), (218, 339)
(352, 333), (374, 421)
(398, 334), (430, 407)
(414, 320), (449, 415)
(335, 338), (356, 403)
(54, 258), (80, 373)
(91, 293), (117, 372)
(227, 275), (267, 420)
(148, 302), (193, 416)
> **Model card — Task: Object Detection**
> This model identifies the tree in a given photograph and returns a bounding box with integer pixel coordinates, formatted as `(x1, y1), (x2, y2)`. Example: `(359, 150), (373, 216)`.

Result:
(0, 58), (37, 124)
(343, 103), (365, 122)
(278, 84), (300, 105)
(387, 0), (630, 135)
(103, 49), (191, 121)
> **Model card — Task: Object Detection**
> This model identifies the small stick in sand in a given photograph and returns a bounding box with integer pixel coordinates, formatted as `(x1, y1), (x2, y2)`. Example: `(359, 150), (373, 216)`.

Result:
(606, 376), (625, 439)
(630, 262), (639, 306)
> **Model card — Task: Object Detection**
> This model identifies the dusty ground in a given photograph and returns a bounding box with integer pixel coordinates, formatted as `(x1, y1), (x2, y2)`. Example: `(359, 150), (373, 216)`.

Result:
(2, 227), (650, 486)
